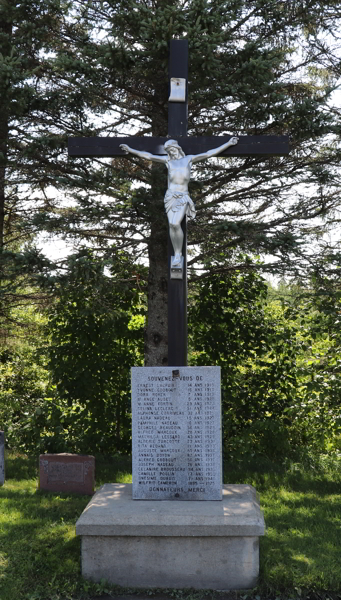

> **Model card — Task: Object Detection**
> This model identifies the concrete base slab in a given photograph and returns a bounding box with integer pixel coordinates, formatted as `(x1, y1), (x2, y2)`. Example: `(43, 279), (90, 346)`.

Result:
(76, 484), (265, 590)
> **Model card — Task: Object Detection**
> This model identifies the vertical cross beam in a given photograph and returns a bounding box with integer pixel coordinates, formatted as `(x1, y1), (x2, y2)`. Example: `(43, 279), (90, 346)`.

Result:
(168, 39), (188, 137)
(167, 39), (188, 367)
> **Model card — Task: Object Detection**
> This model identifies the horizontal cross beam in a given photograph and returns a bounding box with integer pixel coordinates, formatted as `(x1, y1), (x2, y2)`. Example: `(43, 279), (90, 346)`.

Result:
(68, 135), (289, 158)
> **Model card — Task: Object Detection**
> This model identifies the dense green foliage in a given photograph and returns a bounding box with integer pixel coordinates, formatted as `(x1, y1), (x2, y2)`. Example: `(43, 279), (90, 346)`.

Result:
(190, 271), (341, 462)
(0, 291), (52, 452)
(0, 252), (145, 455)
(46, 251), (145, 454)
(1, 262), (341, 462)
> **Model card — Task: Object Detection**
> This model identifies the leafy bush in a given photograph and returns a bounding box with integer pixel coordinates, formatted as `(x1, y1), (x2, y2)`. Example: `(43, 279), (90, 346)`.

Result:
(45, 250), (145, 454)
(0, 343), (52, 452)
(189, 269), (341, 463)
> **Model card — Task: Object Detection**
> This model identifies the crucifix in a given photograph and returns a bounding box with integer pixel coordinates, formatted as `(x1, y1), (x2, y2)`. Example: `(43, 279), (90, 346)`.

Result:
(68, 39), (289, 368)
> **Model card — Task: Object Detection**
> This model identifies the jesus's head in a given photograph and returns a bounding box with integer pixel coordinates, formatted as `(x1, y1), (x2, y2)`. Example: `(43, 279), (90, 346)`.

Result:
(164, 140), (185, 159)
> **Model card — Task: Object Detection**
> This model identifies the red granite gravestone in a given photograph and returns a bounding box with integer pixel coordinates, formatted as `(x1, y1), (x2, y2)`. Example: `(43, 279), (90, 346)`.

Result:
(39, 453), (95, 495)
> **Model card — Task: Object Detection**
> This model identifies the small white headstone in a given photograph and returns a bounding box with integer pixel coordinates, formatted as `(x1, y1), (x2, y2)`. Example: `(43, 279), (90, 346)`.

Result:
(132, 366), (222, 500)
(0, 431), (5, 486)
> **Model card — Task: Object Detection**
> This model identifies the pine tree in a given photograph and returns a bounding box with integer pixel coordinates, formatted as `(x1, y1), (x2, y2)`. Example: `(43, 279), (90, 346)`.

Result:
(5, 0), (341, 363)
(0, 0), (71, 333)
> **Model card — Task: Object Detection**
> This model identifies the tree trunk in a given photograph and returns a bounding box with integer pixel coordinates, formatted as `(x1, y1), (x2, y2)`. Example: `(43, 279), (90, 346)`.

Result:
(143, 72), (169, 366)
(144, 164), (169, 366)
(0, 165), (6, 250)
(0, 17), (11, 250)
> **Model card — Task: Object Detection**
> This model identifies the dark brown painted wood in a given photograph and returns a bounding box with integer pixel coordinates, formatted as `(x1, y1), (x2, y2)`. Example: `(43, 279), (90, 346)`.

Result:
(167, 218), (188, 366)
(68, 135), (289, 158)
(168, 39), (188, 138)
(167, 40), (188, 366)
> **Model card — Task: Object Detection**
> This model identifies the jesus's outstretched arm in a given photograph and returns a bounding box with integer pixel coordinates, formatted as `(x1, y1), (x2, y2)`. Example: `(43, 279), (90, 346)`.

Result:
(191, 136), (239, 164)
(119, 144), (167, 164)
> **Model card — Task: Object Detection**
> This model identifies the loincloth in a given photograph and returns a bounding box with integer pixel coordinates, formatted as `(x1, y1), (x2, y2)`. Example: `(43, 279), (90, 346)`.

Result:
(164, 191), (196, 219)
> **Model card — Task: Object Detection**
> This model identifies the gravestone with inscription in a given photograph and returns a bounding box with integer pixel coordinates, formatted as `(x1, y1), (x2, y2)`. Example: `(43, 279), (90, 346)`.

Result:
(132, 367), (221, 500)
(39, 453), (95, 495)
(0, 431), (4, 486)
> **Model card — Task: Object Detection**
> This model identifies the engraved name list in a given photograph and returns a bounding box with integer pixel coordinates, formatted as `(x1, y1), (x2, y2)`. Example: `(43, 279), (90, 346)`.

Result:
(131, 367), (222, 500)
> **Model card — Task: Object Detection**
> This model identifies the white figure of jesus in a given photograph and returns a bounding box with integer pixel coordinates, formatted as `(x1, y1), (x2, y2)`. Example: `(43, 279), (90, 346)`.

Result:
(120, 137), (239, 268)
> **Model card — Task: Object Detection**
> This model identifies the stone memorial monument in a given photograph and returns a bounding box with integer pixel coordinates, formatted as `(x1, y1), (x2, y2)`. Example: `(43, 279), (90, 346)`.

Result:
(0, 431), (4, 486)
(72, 39), (289, 589)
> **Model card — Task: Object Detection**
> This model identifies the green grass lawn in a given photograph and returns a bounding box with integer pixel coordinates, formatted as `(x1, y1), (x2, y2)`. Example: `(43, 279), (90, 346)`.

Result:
(0, 453), (340, 600)
(225, 461), (341, 594)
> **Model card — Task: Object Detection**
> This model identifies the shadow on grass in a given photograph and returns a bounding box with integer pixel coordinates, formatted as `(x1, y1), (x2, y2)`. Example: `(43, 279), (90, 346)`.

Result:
(5, 452), (38, 480)
(95, 454), (132, 486)
(224, 455), (341, 495)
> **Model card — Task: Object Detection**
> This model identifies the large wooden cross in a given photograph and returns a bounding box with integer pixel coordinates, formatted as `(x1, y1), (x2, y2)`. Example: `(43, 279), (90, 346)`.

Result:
(68, 40), (289, 367)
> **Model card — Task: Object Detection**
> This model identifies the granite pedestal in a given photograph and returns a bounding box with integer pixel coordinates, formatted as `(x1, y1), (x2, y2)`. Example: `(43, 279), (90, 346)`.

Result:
(76, 483), (265, 590)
